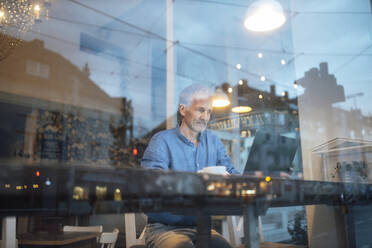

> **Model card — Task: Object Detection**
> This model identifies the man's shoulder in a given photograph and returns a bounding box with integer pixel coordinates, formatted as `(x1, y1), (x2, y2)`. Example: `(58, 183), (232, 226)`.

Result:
(151, 128), (177, 140)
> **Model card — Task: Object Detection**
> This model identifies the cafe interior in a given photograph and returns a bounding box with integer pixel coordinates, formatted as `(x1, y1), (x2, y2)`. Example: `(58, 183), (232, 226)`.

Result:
(0, 0), (372, 247)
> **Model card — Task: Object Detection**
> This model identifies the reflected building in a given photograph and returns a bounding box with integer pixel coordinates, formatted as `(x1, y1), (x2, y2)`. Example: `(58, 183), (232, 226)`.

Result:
(208, 80), (301, 174)
(0, 38), (136, 167)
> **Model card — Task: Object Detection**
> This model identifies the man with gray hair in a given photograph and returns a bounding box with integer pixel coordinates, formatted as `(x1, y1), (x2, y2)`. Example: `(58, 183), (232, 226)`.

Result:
(142, 83), (239, 248)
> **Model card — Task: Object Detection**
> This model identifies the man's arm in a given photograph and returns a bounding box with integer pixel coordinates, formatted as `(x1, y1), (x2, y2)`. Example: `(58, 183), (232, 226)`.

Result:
(141, 133), (170, 170)
(216, 138), (241, 175)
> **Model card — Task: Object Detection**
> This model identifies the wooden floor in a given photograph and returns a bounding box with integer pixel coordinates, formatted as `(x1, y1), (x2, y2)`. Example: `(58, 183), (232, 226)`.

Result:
(238, 242), (307, 248)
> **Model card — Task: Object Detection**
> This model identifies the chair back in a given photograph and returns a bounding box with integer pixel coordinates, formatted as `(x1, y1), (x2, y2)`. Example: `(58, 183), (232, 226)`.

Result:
(63, 225), (103, 232)
(124, 213), (146, 248)
(99, 228), (119, 248)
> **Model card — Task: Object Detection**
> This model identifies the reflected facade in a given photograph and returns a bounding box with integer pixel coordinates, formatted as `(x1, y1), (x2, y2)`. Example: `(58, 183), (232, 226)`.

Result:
(1, 0), (372, 247)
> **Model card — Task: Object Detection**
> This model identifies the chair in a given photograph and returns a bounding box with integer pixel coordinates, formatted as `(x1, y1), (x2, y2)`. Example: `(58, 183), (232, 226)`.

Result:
(221, 216), (264, 247)
(99, 228), (119, 248)
(124, 213), (146, 248)
(62, 225), (103, 232)
(63, 225), (103, 244)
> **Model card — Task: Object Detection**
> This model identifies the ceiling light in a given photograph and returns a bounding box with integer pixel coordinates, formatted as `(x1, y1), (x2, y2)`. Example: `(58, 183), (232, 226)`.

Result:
(228, 87), (233, 93)
(232, 106), (252, 114)
(212, 88), (230, 107)
(258, 52), (263, 59)
(260, 76), (266, 81)
(281, 59), (286, 65)
(238, 79), (243, 85)
(244, 0), (286, 32)
(236, 64), (242, 70)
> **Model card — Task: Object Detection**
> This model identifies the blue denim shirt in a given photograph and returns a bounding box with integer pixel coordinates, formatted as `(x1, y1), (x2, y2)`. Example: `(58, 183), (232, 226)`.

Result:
(141, 126), (240, 226)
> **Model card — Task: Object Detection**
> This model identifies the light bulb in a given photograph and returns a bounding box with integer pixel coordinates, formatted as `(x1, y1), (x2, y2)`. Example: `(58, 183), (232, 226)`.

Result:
(244, 0), (286, 32)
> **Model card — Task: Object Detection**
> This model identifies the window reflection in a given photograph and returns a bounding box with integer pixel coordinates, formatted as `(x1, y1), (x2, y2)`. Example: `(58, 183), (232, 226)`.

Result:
(0, 0), (371, 246)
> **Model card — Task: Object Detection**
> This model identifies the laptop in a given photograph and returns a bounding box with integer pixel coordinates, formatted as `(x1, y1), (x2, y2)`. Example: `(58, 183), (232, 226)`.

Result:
(243, 130), (298, 176)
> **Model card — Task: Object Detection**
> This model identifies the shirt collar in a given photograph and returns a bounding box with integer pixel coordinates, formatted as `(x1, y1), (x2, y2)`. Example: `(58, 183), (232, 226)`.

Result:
(176, 124), (205, 146)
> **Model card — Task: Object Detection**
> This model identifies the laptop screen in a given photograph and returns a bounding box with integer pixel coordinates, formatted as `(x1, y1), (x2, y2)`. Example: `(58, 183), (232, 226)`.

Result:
(243, 130), (298, 175)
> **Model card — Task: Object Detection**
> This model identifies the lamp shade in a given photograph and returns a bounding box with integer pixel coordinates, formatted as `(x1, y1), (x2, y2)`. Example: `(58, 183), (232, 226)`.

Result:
(231, 105), (252, 114)
(212, 88), (230, 107)
(244, 0), (286, 32)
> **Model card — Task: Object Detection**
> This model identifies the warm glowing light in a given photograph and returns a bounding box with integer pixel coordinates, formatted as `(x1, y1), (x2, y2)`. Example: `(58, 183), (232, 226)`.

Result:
(0, 10), (4, 18)
(213, 99), (230, 107)
(258, 52), (263, 59)
(33, 184), (39, 189)
(265, 176), (271, 182)
(281, 59), (286, 65)
(245, 189), (256, 195)
(232, 106), (252, 113)
(16, 186), (23, 190)
(238, 79), (243, 85)
(294, 82), (298, 88)
(260, 76), (266, 81)
(36, 171), (40, 177)
(282, 91), (286, 96)
(207, 184), (215, 191)
(5, 184), (10, 188)
(212, 88), (230, 107)
(228, 87), (233, 93)
(236, 63), (242, 70)
(258, 94), (263, 99)
(132, 148), (138, 156)
(114, 188), (122, 201)
(34, 4), (40, 12)
(244, 0), (286, 32)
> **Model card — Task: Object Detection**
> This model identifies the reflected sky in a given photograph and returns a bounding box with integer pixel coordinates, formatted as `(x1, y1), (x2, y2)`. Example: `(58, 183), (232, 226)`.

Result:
(19, 0), (372, 117)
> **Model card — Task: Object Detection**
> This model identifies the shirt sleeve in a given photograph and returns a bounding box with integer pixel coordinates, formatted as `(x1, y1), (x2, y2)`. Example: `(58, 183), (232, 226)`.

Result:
(141, 133), (170, 170)
(216, 138), (241, 175)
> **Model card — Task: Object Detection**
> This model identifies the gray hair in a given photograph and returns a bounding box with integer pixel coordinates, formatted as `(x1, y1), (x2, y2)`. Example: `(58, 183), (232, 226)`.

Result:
(179, 84), (213, 107)
(177, 84), (213, 124)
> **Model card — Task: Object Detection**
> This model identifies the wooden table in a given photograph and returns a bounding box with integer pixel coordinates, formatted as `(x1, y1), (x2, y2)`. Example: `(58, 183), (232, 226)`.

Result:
(18, 231), (101, 248)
